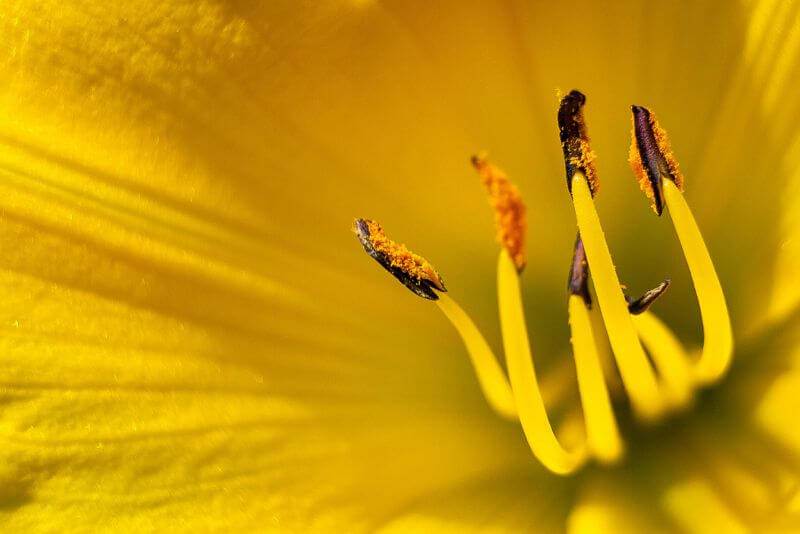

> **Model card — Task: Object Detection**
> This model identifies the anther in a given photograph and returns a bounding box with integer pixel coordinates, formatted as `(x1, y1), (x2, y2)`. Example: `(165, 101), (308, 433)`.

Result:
(629, 105), (685, 215)
(471, 154), (527, 271)
(562, 90), (664, 419)
(558, 90), (598, 196)
(626, 279), (671, 315)
(629, 106), (732, 383)
(353, 218), (446, 300)
(567, 234), (592, 308)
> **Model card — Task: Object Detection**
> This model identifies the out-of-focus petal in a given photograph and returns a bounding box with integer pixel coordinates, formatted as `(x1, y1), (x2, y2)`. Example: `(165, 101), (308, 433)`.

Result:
(0, 1), (540, 529)
(567, 474), (667, 533)
(377, 472), (573, 533)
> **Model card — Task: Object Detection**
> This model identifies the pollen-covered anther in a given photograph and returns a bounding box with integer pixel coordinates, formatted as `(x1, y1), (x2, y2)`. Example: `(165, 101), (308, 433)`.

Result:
(471, 154), (527, 271)
(629, 106), (685, 215)
(353, 218), (446, 300)
(626, 279), (671, 315)
(558, 90), (599, 196)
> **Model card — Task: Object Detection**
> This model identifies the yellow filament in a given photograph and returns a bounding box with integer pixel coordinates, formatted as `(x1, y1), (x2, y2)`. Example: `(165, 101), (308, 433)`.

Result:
(497, 249), (588, 474)
(435, 294), (518, 420)
(633, 311), (693, 408)
(568, 295), (624, 463)
(570, 174), (663, 420)
(663, 180), (733, 384)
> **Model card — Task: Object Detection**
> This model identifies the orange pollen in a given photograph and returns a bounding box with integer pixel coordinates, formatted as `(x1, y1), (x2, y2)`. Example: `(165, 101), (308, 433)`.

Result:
(471, 154), (527, 271)
(364, 220), (445, 290)
(569, 137), (599, 194)
(649, 115), (684, 191)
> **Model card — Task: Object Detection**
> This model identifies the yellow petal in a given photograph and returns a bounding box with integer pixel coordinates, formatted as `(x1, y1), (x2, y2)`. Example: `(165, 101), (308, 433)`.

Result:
(378, 472), (572, 533)
(567, 474), (666, 534)
(0, 264), (537, 530)
(661, 478), (748, 534)
(0, 1), (540, 529)
(0, 0), (796, 530)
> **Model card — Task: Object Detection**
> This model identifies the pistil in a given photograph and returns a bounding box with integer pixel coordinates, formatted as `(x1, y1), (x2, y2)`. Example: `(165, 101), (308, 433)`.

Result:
(435, 293), (517, 419)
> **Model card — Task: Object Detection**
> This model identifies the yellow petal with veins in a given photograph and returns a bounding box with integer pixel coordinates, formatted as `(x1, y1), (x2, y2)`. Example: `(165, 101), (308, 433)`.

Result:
(0, 0), (797, 530)
(0, 1), (538, 529)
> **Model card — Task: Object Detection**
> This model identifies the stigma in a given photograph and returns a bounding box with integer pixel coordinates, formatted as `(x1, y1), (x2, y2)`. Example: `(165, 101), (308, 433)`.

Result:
(353, 218), (446, 300)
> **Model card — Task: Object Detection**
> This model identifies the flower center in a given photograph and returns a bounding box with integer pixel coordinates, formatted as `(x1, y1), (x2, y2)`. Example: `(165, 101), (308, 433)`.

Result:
(353, 90), (733, 475)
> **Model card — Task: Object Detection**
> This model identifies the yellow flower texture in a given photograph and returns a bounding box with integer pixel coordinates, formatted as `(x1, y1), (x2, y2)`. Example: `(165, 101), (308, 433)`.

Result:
(0, 0), (799, 532)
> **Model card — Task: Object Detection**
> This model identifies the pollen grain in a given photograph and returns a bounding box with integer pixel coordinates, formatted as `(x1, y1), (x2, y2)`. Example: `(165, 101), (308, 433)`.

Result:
(364, 219), (445, 290)
(471, 154), (527, 271)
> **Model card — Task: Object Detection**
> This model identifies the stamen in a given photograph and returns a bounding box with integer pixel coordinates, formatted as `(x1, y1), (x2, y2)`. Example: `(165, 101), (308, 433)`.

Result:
(559, 91), (663, 420)
(558, 90), (599, 196)
(353, 218), (445, 300)
(571, 175), (663, 419)
(472, 162), (620, 467)
(628, 107), (733, 384)
(567, 236), (623, 462)
(497, 249), (588, 474)
(627, 279), (671, 315)
(353, 218), (516, 418)
(471, 154), (527, 271)
(353, 92), (732, 475)
(629, 105), (684, 215)
(435, 294), (517, 420)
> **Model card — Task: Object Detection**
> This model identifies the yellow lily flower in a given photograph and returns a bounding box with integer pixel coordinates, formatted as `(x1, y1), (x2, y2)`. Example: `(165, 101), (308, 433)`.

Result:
(0, 0), (798, 532)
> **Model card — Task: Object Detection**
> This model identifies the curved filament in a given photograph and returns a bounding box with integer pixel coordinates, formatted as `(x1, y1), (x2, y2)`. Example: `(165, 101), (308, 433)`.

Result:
(633, 311), (693, 408)
(497, 249), (588, 474)
(569, 294), (624, 463)
(663, 180), (733, 384)
(435, 294), (517, 420)
(571, 173), (664, 420)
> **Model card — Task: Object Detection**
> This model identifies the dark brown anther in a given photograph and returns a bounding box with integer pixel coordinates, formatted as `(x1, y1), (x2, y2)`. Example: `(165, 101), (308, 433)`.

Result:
(558, 90), (598, 196)
(626, 279), (671, 315)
